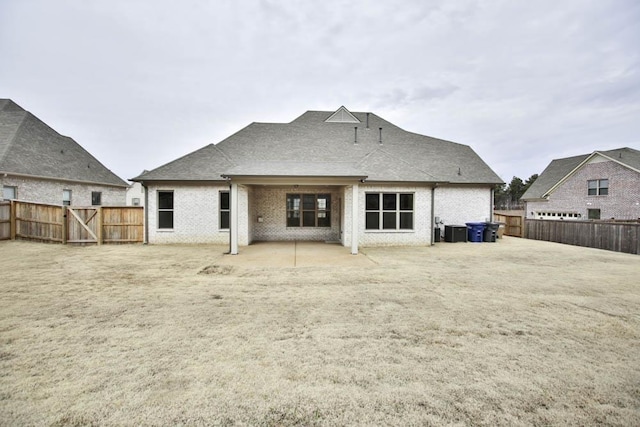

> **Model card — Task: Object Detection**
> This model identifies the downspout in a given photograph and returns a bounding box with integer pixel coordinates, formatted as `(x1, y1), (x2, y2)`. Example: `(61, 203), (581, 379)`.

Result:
(431, 185), (436, 245)
(142, 182), (149, 244)
(225, 177), (232, 255)
(490, 187), (495, 222)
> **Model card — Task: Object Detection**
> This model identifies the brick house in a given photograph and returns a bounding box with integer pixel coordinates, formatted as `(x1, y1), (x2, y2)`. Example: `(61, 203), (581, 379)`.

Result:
(0, 99), (128, 205)
(521, 147), (640, 221)
(132, 106), (503, 254)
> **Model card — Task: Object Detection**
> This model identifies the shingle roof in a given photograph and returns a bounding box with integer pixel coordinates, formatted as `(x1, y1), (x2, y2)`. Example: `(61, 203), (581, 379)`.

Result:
(134, 108), (503, 185)
(0, 99), (127, 187)
(521, 147), (640, 200)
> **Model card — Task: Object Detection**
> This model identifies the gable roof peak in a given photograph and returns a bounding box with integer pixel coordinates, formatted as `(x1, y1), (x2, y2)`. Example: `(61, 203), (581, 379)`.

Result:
(325, 106), (361, 123)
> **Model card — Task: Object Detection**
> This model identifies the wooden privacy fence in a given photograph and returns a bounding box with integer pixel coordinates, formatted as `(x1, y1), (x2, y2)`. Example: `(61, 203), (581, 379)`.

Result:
(0, 200), (143, 245)
(493, 213), (524, 237)
(0, 201), (10, 240)
(525, 219), (640, 255)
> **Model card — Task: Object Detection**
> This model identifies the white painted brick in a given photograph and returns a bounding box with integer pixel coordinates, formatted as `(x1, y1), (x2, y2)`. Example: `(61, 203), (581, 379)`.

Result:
(146, 184), (231, 244)
(143, 183), (494, 247)
(434, 186), (492, 226)
(1, 175), (125, 206)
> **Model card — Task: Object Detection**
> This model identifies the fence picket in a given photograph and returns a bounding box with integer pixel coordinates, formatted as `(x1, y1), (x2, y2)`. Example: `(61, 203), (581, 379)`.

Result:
(525, 219), (639, 255)
(1, 201), (143, 245)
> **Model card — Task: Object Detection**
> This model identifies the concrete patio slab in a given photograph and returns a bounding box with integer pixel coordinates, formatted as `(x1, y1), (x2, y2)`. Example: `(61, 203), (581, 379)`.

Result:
(219, 241), (375, 268)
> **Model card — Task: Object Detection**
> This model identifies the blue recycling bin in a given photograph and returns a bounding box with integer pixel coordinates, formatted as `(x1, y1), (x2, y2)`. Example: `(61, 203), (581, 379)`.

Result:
(465, 222), (485, 243)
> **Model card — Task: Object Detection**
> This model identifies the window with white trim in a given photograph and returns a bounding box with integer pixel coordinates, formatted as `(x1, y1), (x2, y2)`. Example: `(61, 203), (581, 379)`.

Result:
(286, 194), (331, 227)
(63, 189), (72, 206)
(91, 191), (102, 206)
(588, 179), (608, 196)
(365, 193), (414, 230)
(158, 191), (174, 229)
(220, 191), (230, 230)
(2, 186), (16, 200)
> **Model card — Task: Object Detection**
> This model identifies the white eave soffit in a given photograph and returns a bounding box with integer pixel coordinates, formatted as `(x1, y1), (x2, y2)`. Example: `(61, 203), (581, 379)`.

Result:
(325, 106), (360, 123)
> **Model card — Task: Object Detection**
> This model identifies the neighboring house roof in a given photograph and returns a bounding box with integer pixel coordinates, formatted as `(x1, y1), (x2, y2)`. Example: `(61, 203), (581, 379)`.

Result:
(0, 99), (127, 187)
(134, 107), (502, 185)
(521, 147), (640, 200)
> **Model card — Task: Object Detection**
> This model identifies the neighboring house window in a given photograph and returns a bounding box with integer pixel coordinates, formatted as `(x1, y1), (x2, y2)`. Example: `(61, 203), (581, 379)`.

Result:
(158, 191), (174, 229)
(63, 190), (72, 206)
(220, 191), (230, 230)
(91, 191), (102, 205)
(2, 186), (17, 200)
(365, 193), (414, 230)
(132, 198), (140, 206)
(286, 194), (331, 227)
(588, 209), (601, 220)
(587, 179), (608, 196)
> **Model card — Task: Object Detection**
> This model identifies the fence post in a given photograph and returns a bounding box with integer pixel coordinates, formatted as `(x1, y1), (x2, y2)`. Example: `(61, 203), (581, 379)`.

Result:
(62, 206), (67, 245)
(10, 200), (16, 240)
(97, 207), (103, 245)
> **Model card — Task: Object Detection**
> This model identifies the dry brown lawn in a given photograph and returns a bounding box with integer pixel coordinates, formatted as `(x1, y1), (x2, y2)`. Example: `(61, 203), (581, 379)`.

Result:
(0, 238), (639, 426)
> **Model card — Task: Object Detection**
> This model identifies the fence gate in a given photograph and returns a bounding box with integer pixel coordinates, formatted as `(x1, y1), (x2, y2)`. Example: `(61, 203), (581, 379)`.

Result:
(1, 200), (143, 245)
(66, 207), (101, 244)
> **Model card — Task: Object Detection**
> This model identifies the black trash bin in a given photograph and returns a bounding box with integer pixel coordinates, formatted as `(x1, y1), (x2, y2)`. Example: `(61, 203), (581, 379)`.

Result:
(483, 222), (499, 242)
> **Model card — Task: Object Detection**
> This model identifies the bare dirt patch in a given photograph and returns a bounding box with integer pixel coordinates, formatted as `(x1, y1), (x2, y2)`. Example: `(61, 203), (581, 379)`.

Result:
(0, 238), (638, 426)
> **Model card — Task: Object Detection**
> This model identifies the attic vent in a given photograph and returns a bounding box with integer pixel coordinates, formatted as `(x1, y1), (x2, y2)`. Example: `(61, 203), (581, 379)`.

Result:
(325, 106), (360, 123)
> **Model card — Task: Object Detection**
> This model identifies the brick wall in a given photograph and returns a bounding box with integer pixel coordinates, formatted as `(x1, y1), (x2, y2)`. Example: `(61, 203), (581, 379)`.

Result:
(251, 186), (341, 242)
(526, 161), (640, 220)
(434, 186), (493, 225)
(1, 175), (125, 206)
(146, 184), (231, 244)
(144, 183), (495, 246)
(356, 184), (432, 246)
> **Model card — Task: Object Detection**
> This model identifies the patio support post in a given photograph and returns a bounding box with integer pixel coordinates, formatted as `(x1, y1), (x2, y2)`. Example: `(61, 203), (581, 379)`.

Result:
(230, 182), (239, 255)
(351, 183), (359, 255)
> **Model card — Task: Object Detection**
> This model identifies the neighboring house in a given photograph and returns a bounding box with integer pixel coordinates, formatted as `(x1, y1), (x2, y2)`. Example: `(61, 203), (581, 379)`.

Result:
(521, 147), (640, 221)
(126, 181), (145, 206)
(132, 106), (502, 254)
(0, 99), (127, 205)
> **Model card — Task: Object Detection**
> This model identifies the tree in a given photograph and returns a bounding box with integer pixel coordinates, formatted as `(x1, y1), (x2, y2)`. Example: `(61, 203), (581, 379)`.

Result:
(493, 174), (538, 210)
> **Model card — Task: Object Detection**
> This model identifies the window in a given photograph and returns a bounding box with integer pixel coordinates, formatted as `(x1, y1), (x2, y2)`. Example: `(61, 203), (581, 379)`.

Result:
(365, 193), (413, 230)
(588, 209), (601, 220)
(2, 186), (16, 200)
(286, 194), (331, 227)
(63, 190), (72, 206)
(91, 191), (102, 206)
(132, 198), (140, 206)
(219, 191), (230, 230)
(158, 191), (174, 229)
(588, 179), (608, 196)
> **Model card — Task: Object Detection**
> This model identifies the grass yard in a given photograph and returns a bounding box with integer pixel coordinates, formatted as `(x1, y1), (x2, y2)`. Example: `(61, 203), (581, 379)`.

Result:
(0, 238), (639, 426)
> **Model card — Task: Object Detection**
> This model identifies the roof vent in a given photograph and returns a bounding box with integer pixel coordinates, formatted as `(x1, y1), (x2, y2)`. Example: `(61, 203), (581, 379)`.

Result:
(325, 106), (360, 123)
(366, 113), (370, 129)
(354, 127), (358, 144)
(379, 128), (383, 145)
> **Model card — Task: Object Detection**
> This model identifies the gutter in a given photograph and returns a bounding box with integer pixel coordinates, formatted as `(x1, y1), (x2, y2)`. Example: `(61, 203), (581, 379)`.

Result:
(142, 181), (149, 244)
(1, 170), (129, 188)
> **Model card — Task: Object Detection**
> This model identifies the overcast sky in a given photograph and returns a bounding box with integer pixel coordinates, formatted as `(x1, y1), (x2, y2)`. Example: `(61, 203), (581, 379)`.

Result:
(1, 0), (639, 184)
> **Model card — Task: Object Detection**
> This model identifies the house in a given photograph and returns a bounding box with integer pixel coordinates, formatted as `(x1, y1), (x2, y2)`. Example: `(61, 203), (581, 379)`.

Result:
(132, 106), (503, 254)
(521, 147), (640, 221)
(0, 99), (127, 205)
(126, 181), (145, 207)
